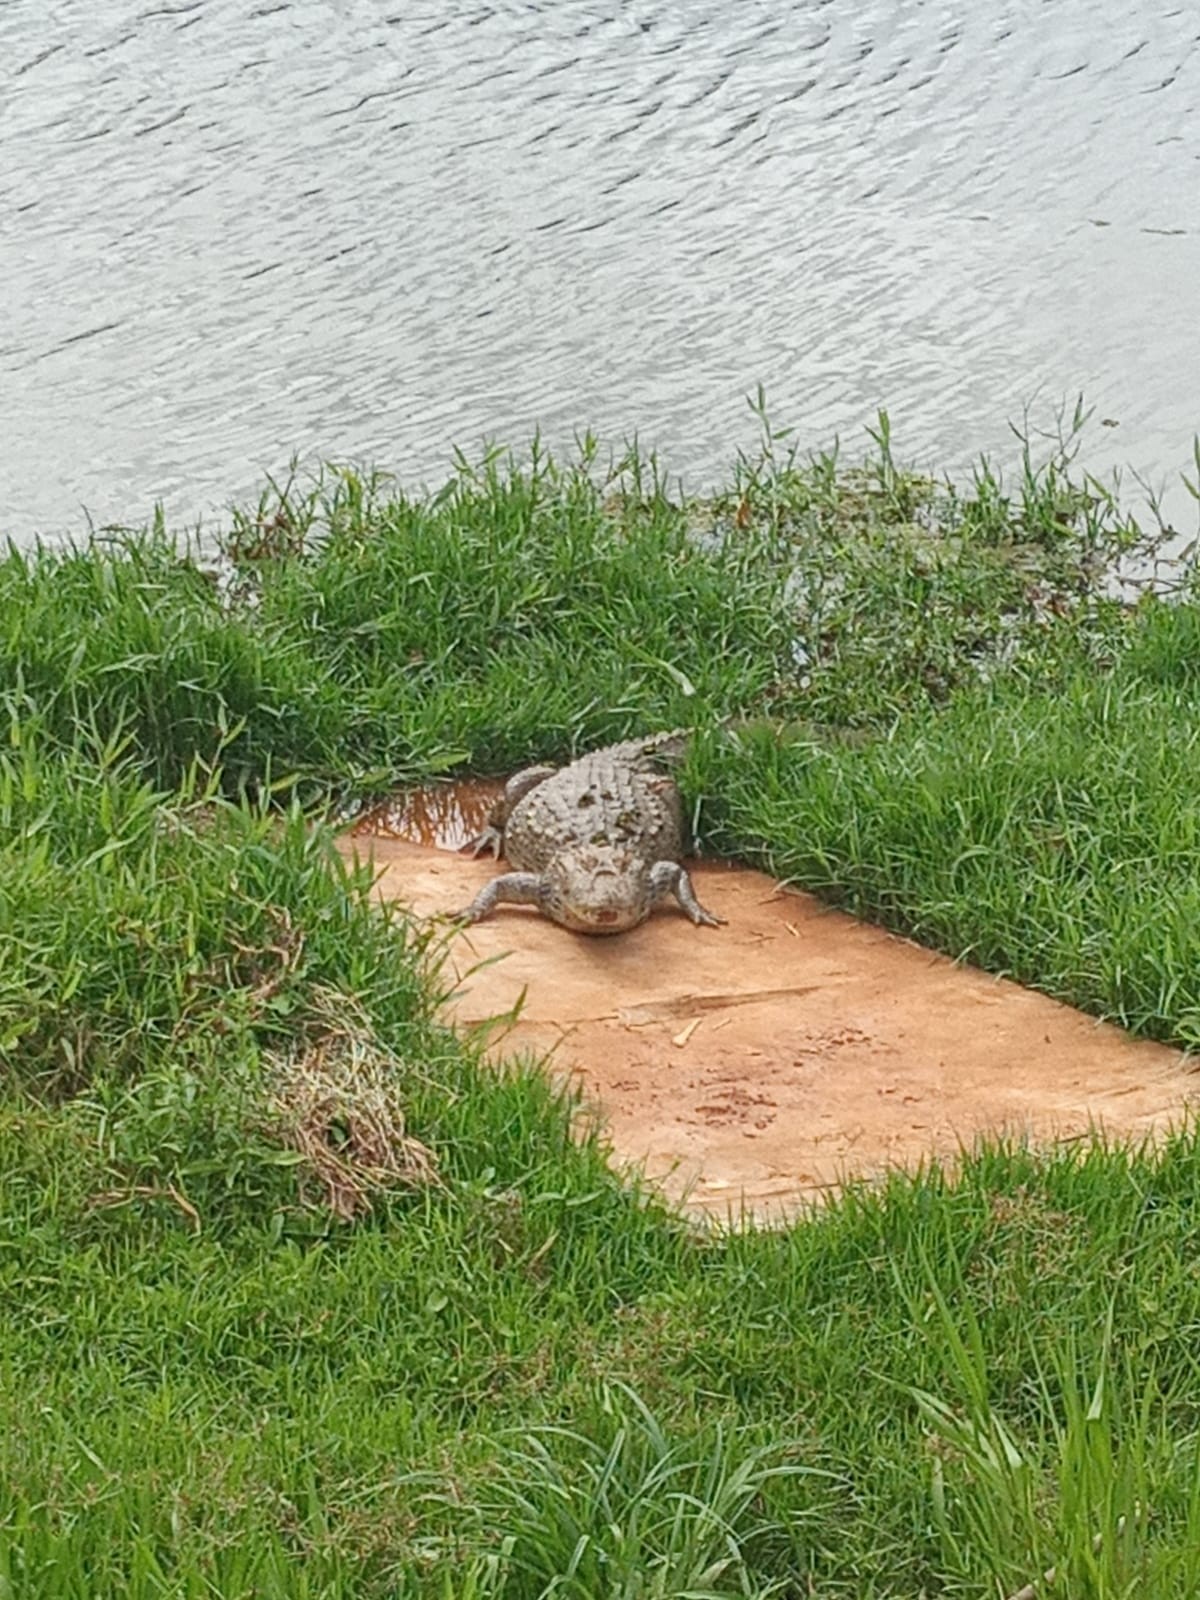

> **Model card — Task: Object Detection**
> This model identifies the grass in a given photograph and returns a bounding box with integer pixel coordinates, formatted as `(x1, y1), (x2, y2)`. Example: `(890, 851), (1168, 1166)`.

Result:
(3, 404), (1200, 1593)
(702, 648), (1200, 1044)
(6, 1077), (1200, 1594)
(0, 402), (1158, 793)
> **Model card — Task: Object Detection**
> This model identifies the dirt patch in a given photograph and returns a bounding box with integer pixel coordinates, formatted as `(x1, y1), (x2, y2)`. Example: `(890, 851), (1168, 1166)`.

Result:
(340, 789), (1196, 1222)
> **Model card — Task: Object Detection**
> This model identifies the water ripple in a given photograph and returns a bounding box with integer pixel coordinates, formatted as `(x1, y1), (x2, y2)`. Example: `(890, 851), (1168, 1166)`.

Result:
(1, 0), (1198, 542)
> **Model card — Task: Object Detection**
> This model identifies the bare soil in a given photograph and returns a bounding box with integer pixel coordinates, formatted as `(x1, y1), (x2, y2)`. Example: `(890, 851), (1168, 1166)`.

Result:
(341, 788), (1196, 1223)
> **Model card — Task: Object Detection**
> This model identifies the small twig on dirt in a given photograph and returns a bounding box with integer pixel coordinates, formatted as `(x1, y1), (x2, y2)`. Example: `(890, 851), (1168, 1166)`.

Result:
(87, 1183), (202, 1233)
(1004, 1515), (1129, 1600)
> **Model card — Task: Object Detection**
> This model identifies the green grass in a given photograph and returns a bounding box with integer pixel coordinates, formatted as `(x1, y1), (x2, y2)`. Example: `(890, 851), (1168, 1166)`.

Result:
(6, 1070), (1200, 1594)
(4, 409), (1200, 1594)
(702, 651), (1200, 1045)
(1, 404), (1155, 793)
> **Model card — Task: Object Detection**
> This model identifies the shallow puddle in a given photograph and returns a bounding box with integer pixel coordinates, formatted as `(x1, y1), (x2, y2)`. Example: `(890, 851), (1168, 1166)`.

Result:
(352, 779), (504, 852)
(342, 781), (1198, 1225)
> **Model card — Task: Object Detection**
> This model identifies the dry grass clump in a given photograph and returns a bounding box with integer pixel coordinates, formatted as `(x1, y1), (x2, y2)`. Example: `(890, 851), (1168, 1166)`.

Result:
(265, 986), (438, 1220)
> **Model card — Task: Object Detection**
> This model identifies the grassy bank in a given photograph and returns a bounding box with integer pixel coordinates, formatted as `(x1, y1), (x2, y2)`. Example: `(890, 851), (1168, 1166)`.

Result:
(3, 415), (1200, 1595)
(705, 633), (1200, 1044)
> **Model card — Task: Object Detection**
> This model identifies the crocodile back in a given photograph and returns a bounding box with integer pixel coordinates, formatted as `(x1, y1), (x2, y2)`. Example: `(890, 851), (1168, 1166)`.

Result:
(504, 743), (686, 876)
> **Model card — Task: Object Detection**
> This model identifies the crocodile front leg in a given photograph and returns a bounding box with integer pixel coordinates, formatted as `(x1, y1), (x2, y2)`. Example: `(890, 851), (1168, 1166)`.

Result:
(452, 871), (548, 924)
(462, 764), (557, 859)
(647, 860), (725, 927)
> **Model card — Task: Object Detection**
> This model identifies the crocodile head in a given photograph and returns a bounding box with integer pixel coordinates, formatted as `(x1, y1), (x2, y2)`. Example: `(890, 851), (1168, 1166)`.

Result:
(542, 845), (652, 935)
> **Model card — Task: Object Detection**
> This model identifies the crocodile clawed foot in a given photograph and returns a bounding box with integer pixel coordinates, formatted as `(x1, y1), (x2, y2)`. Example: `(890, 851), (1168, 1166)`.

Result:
(692, 907), (727, 928)
(461, 826), (503, 859)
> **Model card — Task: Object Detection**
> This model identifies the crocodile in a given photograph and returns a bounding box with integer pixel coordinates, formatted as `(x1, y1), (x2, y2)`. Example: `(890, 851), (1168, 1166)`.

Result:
(454, 732), (725, 935)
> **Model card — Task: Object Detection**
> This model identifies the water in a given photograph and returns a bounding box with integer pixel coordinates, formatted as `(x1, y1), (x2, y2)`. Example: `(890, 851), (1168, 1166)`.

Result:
(3, 0), (1198, 545)
(352, 779), (503, 852)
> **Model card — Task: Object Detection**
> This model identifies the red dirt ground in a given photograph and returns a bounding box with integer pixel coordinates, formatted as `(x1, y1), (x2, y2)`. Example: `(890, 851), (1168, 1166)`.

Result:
(340, 787), (1196, 1223)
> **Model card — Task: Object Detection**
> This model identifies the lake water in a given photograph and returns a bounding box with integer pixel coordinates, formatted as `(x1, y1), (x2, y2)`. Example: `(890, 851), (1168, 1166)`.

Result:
(3, 0), (1198, 545)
